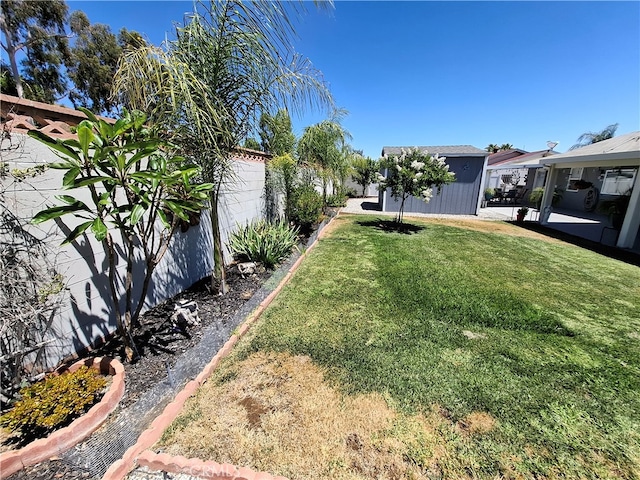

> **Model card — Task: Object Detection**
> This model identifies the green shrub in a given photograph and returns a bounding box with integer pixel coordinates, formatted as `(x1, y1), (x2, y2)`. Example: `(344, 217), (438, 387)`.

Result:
(228, 219), (299, 269)
(290, 185), (323, 233)
(529, 187), (563, 208)
(0, 366), (107, 440)
(344, 187), (359, 198)
(325, 193), (347, 207)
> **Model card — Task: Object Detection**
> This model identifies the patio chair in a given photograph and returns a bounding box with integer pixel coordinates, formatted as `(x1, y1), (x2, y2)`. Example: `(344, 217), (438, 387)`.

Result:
(503, 189), (517, 204)
(514, 188), (528, 205)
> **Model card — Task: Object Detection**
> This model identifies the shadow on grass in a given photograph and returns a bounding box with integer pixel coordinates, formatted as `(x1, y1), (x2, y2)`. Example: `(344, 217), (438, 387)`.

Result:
(510, 221), (640, 267)
(356, 219), (425, 235)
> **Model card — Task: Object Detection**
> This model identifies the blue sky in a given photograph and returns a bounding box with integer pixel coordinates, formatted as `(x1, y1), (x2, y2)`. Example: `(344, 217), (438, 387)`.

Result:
(66, 1), (640, 157)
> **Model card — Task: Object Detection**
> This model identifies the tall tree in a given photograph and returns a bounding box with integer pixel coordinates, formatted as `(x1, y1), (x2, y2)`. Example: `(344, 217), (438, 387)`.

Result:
(259, 109), (296, 156)
(113, 0), (334, 294)
(0, 0), (69, 101)
(500, 143), (514, 151)
(66, 11), (144, 114)
(570, 123), (618, 150)
(298, 119), (350, 203)
(351, 154), (379, 197)
(486, 144), (499, 153)
(243, 137), (261, 150)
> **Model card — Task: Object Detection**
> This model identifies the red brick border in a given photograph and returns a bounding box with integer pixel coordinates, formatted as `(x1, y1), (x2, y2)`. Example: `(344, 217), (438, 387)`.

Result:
(102, 213), (339, 480)
(0, 357), (125, 479)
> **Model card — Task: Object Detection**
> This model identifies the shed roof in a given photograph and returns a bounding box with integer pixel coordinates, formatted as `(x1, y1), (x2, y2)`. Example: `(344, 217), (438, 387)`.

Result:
(544, 131), (640, 166)
(381, 145), (487, 157)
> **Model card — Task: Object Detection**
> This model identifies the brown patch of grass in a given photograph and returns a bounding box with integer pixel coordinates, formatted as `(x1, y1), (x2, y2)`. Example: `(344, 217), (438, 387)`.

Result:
(456, 411), (497, 436)
(158, 351), (453, 479)
(421, 217), (562, 242)
(318, 214), (348, 239)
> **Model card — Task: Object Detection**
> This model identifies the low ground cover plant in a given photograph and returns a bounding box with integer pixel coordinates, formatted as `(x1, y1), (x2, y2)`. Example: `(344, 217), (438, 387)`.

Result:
(1, 366), (108, 444)
(160, 216), (640, 479)
(228, 219), (299, 269)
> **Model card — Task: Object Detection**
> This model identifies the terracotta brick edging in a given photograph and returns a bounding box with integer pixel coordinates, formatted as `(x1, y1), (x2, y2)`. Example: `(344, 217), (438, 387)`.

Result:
(0, 356), (125, 479)
(102, 212), (340, 480)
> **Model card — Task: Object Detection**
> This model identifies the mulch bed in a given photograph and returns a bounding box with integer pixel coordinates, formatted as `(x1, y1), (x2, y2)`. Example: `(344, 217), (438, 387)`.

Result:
(5, 265), (272, 480)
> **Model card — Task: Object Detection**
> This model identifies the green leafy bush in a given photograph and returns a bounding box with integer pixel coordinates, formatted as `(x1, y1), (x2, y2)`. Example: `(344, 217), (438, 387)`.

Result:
(228, 219), (299, 269)
(344, 187), (359, 198)
(290, 185), (323, 233)
(0, 366), (107, 440)
(529, 187), (563, 208)
(325, 194), (347, 207)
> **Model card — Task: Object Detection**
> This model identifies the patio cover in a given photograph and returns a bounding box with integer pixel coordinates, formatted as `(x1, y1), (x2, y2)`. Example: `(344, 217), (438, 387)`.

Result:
(543, 131), (640, 167)
(488, 150), (557, 170)
(538, 130), (640, 249)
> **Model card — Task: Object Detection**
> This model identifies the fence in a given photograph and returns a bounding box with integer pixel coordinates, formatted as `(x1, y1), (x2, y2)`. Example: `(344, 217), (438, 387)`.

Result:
(0, 95), (272, 371)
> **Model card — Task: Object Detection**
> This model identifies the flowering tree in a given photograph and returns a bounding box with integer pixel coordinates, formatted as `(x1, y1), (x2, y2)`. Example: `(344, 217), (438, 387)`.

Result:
(378, 147), (455, 223)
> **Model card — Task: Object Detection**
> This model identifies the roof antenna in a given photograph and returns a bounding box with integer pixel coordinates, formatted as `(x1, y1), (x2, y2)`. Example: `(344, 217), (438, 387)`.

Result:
(546, 141), (558, 151)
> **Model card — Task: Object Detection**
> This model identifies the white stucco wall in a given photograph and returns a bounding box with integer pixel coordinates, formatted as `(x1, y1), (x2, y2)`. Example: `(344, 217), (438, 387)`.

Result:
(1, 134), (266, 366)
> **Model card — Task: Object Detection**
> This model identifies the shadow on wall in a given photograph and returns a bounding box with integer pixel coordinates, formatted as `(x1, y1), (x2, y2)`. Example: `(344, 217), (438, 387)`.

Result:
(55, 212), (214, 360)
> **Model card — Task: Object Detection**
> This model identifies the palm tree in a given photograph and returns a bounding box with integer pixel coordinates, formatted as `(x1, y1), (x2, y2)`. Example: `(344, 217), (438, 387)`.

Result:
(500, 143), (514, 151)
(113, 0), (334, 293)
(486, 144), (499, 153)
(298, 119), (351, 204)
(570, 123), (618, 150)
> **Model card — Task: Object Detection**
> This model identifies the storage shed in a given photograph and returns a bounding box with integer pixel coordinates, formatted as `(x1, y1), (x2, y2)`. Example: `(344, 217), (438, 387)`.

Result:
(379, 145), (488, 215)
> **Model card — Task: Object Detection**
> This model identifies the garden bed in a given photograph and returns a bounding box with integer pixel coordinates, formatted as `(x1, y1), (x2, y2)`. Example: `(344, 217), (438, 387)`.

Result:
(1, 357), (125, 478)
(4, 266), (272, 480)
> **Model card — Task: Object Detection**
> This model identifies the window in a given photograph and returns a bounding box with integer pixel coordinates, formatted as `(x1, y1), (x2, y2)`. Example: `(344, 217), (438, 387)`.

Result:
(566, 167), (584, 191)
(601, 168), (637, 195)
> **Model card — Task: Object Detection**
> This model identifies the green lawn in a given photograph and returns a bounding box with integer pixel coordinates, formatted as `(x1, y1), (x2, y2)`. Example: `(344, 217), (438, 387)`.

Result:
(165, 215), (640, 478)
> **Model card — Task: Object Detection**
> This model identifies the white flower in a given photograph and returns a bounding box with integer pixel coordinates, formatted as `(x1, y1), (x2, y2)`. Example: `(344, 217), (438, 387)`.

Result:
(415, 172), (423, 178)
(421, 188), (433, 202)
(396, 164), (402, 171)
(377, 173), (386, 182)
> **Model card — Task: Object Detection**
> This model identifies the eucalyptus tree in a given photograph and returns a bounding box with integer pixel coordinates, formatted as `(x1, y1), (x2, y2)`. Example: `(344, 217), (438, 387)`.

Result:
(0, 0), (69, 101)
(113, 0), (334, 293)
(298, 119), (350, 203)
(570, 123), (618, 150)
(67, 10), (145, 114)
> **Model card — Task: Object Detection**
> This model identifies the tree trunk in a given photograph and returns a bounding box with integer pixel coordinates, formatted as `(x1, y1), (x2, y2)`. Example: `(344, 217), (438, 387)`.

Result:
(210, 188), (228, 294)
(105, 234), (139, 362)
(1, 25), (25, 98)
(397, 194), (407, 224)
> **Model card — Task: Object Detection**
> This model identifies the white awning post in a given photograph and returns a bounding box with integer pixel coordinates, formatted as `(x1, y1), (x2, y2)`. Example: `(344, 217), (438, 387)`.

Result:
(617, 178), (640, 248)
(539, 166), (557, 225)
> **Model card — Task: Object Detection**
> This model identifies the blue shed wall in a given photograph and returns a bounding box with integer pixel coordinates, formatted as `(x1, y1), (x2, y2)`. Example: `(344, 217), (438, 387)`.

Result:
(382, 156), (484, 215)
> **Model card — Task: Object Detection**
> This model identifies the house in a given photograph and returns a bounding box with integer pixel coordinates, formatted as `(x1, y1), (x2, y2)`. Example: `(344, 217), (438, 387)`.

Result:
(538, 131), (640, 250)
(485, 149), (559, 200)
(379, 145), (488, 215)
